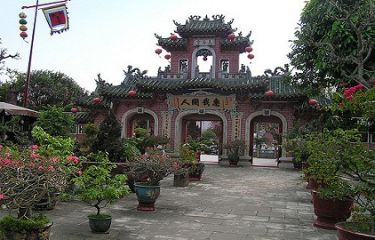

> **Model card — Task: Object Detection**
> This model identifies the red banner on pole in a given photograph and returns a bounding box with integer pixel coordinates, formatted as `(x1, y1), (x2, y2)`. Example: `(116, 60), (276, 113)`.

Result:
(42, 4), (69, 35)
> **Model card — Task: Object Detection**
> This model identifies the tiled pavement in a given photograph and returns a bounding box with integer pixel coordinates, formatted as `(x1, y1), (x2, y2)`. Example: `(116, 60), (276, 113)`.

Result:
(1, 164), (338, 240)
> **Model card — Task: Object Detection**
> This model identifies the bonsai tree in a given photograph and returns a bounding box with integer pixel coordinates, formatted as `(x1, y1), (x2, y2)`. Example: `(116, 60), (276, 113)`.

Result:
(73, 155), (129, 233)
(223, 139), (245, 165)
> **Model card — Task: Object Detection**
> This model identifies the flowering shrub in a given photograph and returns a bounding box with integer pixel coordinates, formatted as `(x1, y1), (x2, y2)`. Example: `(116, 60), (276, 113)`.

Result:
(0, 127), (80, 218)
(129, 151), (173, 186)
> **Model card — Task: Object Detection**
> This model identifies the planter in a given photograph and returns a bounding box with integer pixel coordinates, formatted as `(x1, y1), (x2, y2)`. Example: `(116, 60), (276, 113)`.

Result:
(228, 155), (240, 167)
(88, 214), (112, 233)
(173, 170), (189, 187)
(134, 184), (160, 211)
(312, 190), (353, 230)
(336, 222), (375, 240)
(188, 163), (205, 181)
(2, 222), (53, 240)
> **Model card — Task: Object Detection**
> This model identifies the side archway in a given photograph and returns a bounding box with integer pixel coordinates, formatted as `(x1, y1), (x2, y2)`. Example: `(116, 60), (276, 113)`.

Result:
(121, 108), (159, 138)
(174, 110), (228, 155)
(244, 110), (288, 158)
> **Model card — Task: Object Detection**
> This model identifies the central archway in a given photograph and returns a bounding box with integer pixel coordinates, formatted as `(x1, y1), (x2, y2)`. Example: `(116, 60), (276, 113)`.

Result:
(174, 110), (227, 156)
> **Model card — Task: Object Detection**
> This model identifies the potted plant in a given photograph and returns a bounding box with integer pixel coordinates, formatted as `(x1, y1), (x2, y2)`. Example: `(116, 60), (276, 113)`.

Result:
(180, 144), (205, 181)
(305, 129), (358, 229)
(0, 126), (79, 240)
(223, 140), (245, 167)
(333, 130), (375, 239)
(171, 158), (190, 187)
(74, 155), (129, 233)
(129, 151), (173, 211)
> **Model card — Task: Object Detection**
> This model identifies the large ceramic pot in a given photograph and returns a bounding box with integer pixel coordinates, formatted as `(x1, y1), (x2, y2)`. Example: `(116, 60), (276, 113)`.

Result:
(228, 153), (240, 167)
(88, 214), (112, 233)
(335, 222), (375, 240)
(173, 169), (189, 187)
(312, 190), (353, 230)
(188, 163), (205, 181)
(2, 222), (53, 240)
(134, 184), (160, 211)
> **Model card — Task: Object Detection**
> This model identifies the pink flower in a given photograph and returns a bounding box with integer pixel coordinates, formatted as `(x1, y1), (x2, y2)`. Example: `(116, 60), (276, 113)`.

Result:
(346, 95), (353, 100)
(354, 84), (365, 90)
(47, 166), (55, 172)
(67, 155), (79, 165)
(77, 170), (82, 176)
(38, 166), (45, 171)
(30, 145), (39, 150)
(0, 145), (3, 151)
(0, 193), (5, 200)
(31, 152), (40, 159)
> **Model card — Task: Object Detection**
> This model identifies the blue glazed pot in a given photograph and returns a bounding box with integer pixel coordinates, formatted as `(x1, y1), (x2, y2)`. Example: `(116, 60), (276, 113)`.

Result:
(134, 184), (160, 211)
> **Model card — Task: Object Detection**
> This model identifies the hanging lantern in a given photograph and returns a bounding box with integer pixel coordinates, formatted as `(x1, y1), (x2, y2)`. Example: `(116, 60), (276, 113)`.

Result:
(19, 25), (28, 31)
(19, 12), (27, 19)
(308, 98), (318, 106)
(164, 54), (171, 60)
(264, 90), (274, 97)
(71, 107), (78, 113)
(203, 56), (208, 61)
(128, 89), (137, 97)
(20, 32), (28, 39)
(19, 19), (27, 25)
(169, 34), (177, 41)
(245, 46), (253, 53)
(93, 97), (101, 105)
(247, 54), (255, 60)
(154, 48), (162, 55)
(227, 33), (236, 41)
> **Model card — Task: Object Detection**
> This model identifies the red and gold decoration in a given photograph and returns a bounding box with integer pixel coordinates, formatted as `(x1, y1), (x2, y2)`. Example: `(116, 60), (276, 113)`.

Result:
(19, 12), (28, 40)
(42, 4), (69, 35)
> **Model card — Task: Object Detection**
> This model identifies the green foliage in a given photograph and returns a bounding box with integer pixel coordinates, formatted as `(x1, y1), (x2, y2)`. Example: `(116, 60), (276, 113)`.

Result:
(180, 144), (196, 163)
(79, 123), (98, 154)
(224, 140), (245, 162)
(92, 111), (124, 162)
(0, 215), (49, 233)
(35, 106), (74, 137)
(74, 156), (129, 215)
(0, 70), (87, 110)
(122, 138), (141, 162)
(318, 180), (354, 200)
(289, 0), (375, 93)
(32, 126), (74, 158)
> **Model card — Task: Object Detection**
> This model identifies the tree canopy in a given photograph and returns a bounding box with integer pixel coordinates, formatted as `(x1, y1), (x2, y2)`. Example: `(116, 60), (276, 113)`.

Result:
(289, 0), (375, 94)
(0, 70), (87, 110)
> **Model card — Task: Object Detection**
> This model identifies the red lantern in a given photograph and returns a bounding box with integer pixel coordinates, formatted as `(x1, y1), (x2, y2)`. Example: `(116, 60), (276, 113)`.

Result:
(169, 34), (177, 41)
(71, 107), (78, 113)
(265, 90), (274, 97)
(227, 33), (236, 41)
(247, 54), (255, 60)
(20, 32), (28, 39)
(245, 46), (253, 53)
(203, 56), (208, 61)
(164, 54), (171, 60)
(308, 98), (318, 106)
(128, 89), (137, 97)
(93, 97), (101, 105)
(154, 48), (162, 55)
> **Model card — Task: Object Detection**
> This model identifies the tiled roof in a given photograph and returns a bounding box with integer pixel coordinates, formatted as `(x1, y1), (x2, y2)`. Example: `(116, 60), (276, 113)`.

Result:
(136, 77), (268, 93)
(174, 15), (235, 37)
(221, 36), (253, 53)
(155, 34), (187, 52)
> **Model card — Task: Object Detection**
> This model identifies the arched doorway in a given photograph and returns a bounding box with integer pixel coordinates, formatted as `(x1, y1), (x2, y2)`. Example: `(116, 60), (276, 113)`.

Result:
(121, 108), (159, 138)
(191, 46), (216, 78)
(182, 113), (223, 155)
(250, 116), (282, 167)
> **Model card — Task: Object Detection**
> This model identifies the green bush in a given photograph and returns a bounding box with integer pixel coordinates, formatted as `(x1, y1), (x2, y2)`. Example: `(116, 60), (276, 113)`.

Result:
(0, 215), (49, 232)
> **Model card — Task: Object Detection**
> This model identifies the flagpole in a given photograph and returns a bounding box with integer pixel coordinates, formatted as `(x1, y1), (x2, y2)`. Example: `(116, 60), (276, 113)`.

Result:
(22, 0), (39, 107)
(21, 0), (70, 107)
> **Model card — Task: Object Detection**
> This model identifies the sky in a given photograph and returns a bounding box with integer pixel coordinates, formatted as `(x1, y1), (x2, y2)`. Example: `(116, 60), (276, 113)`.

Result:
(0, 0), (307, 92)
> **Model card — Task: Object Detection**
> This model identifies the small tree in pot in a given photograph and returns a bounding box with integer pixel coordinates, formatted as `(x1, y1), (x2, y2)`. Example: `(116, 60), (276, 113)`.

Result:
(74, 155), (129, 233)
(223, 140), (245, 166)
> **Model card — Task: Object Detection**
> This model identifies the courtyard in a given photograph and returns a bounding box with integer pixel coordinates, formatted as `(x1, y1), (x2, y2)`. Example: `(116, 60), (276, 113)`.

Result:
(42, 165), (336, 240)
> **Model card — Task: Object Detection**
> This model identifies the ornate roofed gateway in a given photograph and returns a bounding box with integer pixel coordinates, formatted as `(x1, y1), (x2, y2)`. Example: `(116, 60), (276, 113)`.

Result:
(80, 15), (310, 166)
